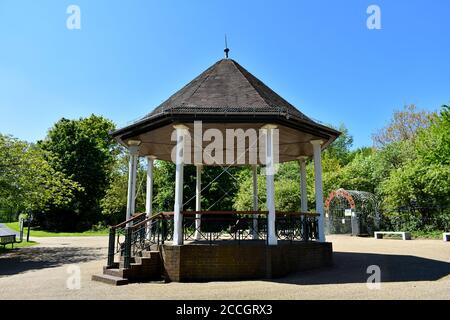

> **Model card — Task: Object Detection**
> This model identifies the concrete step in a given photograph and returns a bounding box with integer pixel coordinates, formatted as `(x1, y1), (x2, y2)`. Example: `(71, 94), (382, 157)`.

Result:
(119, 257), (160, 268)
(108, 262), (120, 269)
(106, 266), (161, 282)
(119, 257), (136, 263)
(134, 257), (151, 265)
(100, 250), (162, 284)
(119, 260), (144, 269)
(135, 256), (160, 265)
(142, 250), (160, 258)
(103, 266), (130, 278)
(92, 274), (129, 286)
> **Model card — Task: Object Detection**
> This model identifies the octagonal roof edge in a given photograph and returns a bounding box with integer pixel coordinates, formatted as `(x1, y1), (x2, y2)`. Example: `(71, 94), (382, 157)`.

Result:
(111, 58), (341, 145)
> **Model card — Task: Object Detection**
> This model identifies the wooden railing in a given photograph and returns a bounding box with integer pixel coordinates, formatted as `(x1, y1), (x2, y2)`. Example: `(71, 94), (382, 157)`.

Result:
(161, 210), (320, 216)
(111, 212), (146, 229)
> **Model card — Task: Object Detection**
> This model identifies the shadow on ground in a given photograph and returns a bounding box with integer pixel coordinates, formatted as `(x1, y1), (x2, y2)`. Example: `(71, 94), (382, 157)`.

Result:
(272, 252), (450, 285)
(0, 247), (105, 276)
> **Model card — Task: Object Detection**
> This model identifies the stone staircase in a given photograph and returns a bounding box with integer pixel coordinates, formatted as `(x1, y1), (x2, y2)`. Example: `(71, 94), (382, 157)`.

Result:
(92, 250), (163, 286)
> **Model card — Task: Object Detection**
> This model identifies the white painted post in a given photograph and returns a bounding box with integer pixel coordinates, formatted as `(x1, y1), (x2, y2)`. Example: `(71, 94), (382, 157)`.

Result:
(299, 157), (308, 212)
(264, 125), (278, 245)
(146, 156), (156, 239)
(126, 142), (140, 225)
(311, 140), (326, 242)
(194, 164), (202, 240)
(173, 125), (188, 245)
(146, 156), (156, 217)
(252, 164), (259, 239)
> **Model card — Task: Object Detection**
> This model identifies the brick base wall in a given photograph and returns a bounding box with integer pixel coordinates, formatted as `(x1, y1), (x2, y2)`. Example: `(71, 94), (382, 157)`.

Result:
(161, 241), (332, 282)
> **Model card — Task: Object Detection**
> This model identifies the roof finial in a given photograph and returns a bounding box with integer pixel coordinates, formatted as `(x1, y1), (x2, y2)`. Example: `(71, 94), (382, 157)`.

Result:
(224, 34), (230, 59)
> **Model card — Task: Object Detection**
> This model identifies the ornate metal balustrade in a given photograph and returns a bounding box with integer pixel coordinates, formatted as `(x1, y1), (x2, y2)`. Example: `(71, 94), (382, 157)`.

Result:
(180, 211), (319, 243)
(107, 211), (319, 269)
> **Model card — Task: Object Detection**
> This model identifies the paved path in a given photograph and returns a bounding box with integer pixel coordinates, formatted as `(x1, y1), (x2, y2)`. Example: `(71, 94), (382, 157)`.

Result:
(0, 235), (448, 300)
(0, 223), (18, 236)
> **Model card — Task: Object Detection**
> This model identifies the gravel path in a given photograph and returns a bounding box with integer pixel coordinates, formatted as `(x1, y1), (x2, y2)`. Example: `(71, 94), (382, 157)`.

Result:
(0, 235), (448, 300)
(0, 223), (18, 236)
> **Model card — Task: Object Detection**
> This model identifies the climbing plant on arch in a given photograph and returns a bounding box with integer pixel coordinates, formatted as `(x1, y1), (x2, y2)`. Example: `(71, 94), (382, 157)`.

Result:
(325, 188), (379, 236)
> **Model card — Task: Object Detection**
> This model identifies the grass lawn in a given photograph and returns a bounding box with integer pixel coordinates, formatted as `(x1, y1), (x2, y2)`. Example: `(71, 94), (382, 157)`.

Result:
(0, 240), (38, 254)
(5, 222), (109, 237)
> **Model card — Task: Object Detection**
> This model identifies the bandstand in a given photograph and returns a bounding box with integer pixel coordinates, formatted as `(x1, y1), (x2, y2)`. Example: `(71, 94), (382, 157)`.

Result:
(92, 51), (340, 285)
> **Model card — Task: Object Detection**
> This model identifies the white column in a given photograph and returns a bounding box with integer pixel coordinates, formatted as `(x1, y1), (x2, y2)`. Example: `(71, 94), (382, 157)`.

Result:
(194, 164), (202, 240)
(299, 157), (308, 212)
(173, 125), (188, 245)
(146, 156), (156, 217)
(146, 156), (156, 240)
(311, 140), (326, 242)
(264, 125), (278, 245)
(252, 164), (259, 239)
(126, 142), (140, 225)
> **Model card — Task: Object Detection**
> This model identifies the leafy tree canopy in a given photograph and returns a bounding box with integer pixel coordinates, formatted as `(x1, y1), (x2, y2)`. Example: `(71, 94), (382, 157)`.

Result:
(372, 104), (436, 148)
(0, 134), (80, 215)
(38, 114), (116, 230)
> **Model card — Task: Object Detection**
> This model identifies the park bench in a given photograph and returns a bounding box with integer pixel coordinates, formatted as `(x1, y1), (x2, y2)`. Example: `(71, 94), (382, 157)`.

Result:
(374, 231), (411, 240)
(443, 233), (450, 242)
(0, 234), (16, 248)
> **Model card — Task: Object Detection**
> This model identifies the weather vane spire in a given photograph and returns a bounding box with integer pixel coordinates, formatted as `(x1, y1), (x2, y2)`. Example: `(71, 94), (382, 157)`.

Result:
(224, 34), (230, 59)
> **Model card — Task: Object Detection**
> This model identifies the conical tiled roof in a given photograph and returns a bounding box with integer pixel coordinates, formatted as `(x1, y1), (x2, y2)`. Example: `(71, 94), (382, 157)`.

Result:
(112, 57), (340, 157)
(144, 59), (309, 120)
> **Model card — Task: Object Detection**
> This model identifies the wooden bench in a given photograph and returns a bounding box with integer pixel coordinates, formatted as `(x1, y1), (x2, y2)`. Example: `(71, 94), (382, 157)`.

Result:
(0, 234), (16, 248)
(443, 233), (450, 242)
(374, 231), (411, 240)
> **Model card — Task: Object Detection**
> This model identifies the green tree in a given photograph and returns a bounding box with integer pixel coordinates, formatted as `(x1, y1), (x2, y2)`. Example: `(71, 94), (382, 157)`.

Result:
(101, 148), (147, 225)
(415, 105), (450, 166)
(158, 164), (243, 212)
(323, 124), (353, 165)
(0, 134), (80, 220)
(372, 104), (436, 148)
(234, 162), (306, 212)
(380, 105), (450, 210)
(102, 156), (245, 225)
(39, 115), (116, 230)
(234, 124), (352, 213)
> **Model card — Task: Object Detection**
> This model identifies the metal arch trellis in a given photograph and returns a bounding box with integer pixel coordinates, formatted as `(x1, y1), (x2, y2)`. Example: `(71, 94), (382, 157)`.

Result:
(325, 188), (380, 236)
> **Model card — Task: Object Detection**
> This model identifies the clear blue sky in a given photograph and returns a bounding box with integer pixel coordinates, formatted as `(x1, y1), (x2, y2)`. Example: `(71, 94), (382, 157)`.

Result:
(0, 0), (449, 148)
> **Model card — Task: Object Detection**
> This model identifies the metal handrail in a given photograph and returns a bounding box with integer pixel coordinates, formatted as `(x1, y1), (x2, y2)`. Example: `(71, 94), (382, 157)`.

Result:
(129, 212), (164, 230)
(111, 212), (146, 229)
